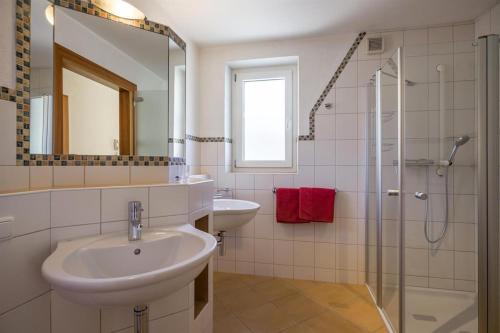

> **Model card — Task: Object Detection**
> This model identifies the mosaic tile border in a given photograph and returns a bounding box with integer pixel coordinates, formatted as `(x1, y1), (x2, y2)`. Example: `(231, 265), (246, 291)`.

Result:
(299, 32), (366, 141)
(168, 138), (186, 144)
(191, 33), (366, 144)
(1, 0), (187, 166)
(186, 135), (232, 143)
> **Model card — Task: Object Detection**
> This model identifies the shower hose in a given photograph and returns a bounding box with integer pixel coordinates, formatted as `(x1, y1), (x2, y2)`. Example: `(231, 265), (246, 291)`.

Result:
(424, 166), (449, 244)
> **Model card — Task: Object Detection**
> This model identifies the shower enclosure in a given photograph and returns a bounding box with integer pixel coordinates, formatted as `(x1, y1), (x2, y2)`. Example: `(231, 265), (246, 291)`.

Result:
(365, 34), (499, 333)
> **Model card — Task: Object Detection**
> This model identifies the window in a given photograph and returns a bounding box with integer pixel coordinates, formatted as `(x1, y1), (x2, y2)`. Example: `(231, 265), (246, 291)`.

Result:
(232, 66), (296, 170)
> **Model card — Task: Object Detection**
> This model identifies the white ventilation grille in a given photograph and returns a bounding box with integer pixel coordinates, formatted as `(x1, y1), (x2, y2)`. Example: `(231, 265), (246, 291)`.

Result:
(367, 37), (384, 54)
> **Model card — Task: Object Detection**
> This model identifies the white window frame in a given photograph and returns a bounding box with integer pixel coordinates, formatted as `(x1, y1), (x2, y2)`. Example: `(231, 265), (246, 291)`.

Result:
(231, 65), (297, 171)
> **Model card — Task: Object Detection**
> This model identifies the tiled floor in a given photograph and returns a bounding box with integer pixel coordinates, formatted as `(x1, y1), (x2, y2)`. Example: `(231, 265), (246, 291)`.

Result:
(213, 272), (388, 333)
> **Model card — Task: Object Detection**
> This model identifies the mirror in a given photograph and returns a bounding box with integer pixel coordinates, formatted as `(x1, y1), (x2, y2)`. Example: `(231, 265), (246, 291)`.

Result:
(168, 38), (186, 158)
(29, 0), (186, 160)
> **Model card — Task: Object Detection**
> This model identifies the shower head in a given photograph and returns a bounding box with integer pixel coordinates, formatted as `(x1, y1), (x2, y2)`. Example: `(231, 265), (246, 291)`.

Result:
(448, 135), (470, 164)
(455, 135), (470, 146)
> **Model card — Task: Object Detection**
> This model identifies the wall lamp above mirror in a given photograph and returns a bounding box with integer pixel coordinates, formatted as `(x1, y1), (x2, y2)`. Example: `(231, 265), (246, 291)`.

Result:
(16, 0), (186, 166)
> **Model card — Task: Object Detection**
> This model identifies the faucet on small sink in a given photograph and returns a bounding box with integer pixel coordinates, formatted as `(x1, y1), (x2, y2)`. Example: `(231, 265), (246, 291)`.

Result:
(128, 201), (144, 241)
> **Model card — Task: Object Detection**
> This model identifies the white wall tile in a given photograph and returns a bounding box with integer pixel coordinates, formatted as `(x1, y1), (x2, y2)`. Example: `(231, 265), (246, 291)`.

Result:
(335, 140), (357, 165)
(404, 29), (428, 45)
(254, 190), (273, 215)
(429, 26), (453, 43)
(84, 166), (130, 186)
(254, 238), (274, 263)
(254, 214), (274, 239)
(0, 192), (50, 237)
(336, 88), (357, 114)
(429, 250), (454, 279)
(254, 174), (274, 190)
(453, 24), (475, 41)
(314, 140), (335, 165)
(335, 244), (357, 270)
(53, 166), (84, 188)
(149, 185), (188, 217)
(0, 294), (50, 333)
(454, 53), (475, 81)
(293, 166), (315, 187)
(51, 189), (100, 227)
(314, 166), (335, 188)
(293, 223), (315, 242)
(50, 223), (100, 251)
(454, 251), (475, 280)
(101, 187), (148, 222)
(29, 166), (53, 190)
(0, 230), (50, 314)
(130, 166), (168, 185)
(314, 114), (335, 140)
(149, 215), (188, 228)
(335, 114), (358, 139)
(0, 101), (16, 166)
(274, 240), (293, 265)
(0, 166), (29, 193)
(201, 142), (218, 166)
(335, 62), (357, 88)
(51, 292), (100, 333)
(314, 242), (334, 268)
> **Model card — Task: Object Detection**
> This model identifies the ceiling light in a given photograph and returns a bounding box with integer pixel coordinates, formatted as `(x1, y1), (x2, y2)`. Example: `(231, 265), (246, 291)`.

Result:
(45, 4), (54, 26)
(93, 0), (145, 20)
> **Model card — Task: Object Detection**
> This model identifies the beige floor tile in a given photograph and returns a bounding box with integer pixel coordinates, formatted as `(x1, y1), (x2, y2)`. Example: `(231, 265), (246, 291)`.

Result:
(214, 313), (252, 333)
(301, 287), (359, 309)
(330, 296), (385, 332)
(214, 277), (248, 296)
(236, 303), (298, 333)
(213, 272), (387, 333)
(283, 278), (331, 292)
(214, 296), (233, 322)
(284, 312), (370, 333)
(217, 286), (270, 314)
(214, 272), (240, 284)
(271, 294), (328, 323)
(238, 274), (273, 287)
(251, 279), (298, 302)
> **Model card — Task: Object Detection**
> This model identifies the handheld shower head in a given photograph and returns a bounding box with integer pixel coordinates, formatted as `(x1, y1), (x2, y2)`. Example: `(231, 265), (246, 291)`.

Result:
(455, 135), (470, 147)
(448, 135), (470, 164)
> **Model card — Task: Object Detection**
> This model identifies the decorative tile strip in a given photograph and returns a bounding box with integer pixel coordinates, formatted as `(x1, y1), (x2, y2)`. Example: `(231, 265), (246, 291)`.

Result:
(168, 138), (186, 144)
(186, 135), (232, 143)
(53, 0), (186, 49)
(299, 32), (366, 141)
(0, 87), (17, 102)
(10, 0), (186, 166)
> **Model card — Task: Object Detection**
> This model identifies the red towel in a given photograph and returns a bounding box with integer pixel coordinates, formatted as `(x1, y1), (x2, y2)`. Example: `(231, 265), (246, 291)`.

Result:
(299, 187), (335, 223)
(276, 188), (309, 223)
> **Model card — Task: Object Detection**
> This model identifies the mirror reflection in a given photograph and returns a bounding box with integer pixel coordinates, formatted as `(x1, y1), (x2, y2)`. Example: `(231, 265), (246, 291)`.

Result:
(29, 0), (186, 158)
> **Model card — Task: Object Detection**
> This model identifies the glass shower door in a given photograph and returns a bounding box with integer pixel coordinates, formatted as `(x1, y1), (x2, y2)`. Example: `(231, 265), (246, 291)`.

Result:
(378, 50), (402, 332)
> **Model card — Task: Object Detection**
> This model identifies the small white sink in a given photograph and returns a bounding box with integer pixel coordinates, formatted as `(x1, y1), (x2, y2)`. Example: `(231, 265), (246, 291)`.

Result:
(213, 199), (260, 231)
(42, 224), (216, 306)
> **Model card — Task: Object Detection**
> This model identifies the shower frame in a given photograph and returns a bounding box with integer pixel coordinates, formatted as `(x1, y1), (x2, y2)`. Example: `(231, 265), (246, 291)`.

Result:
(366, 35), (500, 333)
(477, 34), (499, 333)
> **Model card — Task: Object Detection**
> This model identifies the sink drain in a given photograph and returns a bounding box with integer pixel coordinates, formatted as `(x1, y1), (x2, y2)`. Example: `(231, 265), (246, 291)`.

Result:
(134, 248), (141, 255)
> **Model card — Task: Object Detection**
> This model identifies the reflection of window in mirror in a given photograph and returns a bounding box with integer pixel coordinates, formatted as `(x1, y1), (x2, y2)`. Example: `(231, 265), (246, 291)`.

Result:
(168, 38), (186, 158)
(30, 0), (54, 155)
(53, 44), (136, 155)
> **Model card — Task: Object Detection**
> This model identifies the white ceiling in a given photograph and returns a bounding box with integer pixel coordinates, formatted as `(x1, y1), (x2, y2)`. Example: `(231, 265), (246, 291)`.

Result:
(130, 0), (497, 46)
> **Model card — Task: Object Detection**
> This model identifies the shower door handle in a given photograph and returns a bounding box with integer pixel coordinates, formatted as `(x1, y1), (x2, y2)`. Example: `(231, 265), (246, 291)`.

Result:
(387, 189), (400, 196)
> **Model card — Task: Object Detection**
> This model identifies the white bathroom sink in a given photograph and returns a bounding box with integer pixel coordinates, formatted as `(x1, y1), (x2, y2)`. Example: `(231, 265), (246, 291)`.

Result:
(42, 224), (217, 306)
(213, 199), (260, 231)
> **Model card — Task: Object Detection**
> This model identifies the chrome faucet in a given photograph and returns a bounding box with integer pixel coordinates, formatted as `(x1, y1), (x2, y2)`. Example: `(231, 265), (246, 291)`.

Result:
(128, 201), (144, 241)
